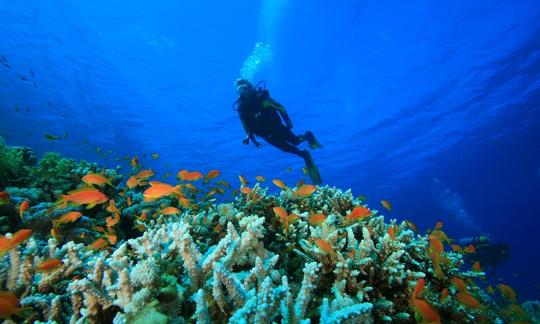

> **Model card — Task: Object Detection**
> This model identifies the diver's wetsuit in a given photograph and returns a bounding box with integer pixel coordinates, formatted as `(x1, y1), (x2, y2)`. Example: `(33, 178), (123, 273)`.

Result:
(235, 86), (322, 184)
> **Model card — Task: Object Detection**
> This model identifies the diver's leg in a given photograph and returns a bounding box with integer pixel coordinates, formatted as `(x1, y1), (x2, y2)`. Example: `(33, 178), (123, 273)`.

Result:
(302, 131), (323, 149)
(264, 135), (322, 185)
(287, 130), (323, 149)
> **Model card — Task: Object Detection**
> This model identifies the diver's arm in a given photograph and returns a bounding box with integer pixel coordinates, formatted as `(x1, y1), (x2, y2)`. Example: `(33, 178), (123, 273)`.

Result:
(264, 98), (293, 129)
(239, 116), (262, 147)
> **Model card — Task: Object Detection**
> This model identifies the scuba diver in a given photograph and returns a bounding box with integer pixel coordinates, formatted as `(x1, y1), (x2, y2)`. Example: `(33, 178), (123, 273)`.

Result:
(457, 235), (511, 271)
(233, 79), (323, 185)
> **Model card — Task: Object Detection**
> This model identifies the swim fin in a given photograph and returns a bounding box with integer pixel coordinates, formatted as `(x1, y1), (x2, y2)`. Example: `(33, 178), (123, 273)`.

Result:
(304, 153), (322, 185)
(305, 131), (323, 149)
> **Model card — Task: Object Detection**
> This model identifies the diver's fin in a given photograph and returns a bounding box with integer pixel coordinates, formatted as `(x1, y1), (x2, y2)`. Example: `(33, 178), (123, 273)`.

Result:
(305, 131), (323, 149)
(304, 154), (322, 185)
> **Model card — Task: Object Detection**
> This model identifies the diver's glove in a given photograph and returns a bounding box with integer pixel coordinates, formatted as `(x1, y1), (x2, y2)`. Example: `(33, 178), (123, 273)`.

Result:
(242, 137), (250, 145)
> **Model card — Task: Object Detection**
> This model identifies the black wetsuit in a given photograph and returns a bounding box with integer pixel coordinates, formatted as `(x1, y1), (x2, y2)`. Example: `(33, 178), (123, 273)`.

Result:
(236, 87), (322, 184)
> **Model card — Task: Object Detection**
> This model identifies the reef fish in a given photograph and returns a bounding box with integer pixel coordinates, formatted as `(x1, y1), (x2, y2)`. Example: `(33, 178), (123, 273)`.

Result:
(134, 169), (154, 180)
(161, 206), (180, 215)
(82, 173), (113, 187)
(498, 284), (516, 302)
(36, 259), (63, 272)
(178, 170), (203, 181)
(314, 238), (334, 256)
(404, 220), (418, 233)
(255, 175), (265, 182)
(142, 181), (182, 202)
(294, 184), (316, 197)
(412, 298), (440, 323)
(0, 292), (30, 320)
(19, 201), (29, 218)
(308, 213), (326, 226)
(131, 157), (140, 169)
(272, 179), (288, 190)
(346, 206), (371, 222)
(53, 211), (83, 226)
(456, 292), (482, 308)
(58, 187), (108, 209)
(205, 169), (220, 180)
(381, 199), (393, 211)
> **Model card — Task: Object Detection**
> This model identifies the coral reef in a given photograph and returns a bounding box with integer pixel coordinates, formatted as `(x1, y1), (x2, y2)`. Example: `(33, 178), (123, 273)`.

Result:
(0, 144), (537, 323)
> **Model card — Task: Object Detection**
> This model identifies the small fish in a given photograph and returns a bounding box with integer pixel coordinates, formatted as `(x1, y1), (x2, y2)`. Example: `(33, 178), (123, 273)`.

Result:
(346, 206), (371, 222)
(412, 298), (440, 323)
(161, 207), (180, 215)
(295, 179), (305, 187)
(451, 244), (463, 253)
(273, 207), (288, 219)
(57, 187), (108, 209)
(498, 284), (516, 302)
(464, 244), (476, 254)
(486, 285), (495, 294)
(434, 221), (443, 230)
(0, 295), (31, 319)
(53, 211), (83, 226)
(381, 199), (393, 211)
(314, 238), (334, 256)
(11, 229), (32, 246)
(294, 184), (316, 197)
(472, 261), (481, 272)
(255, 175), (265, 182)
(272, 179), (288, 190)
(277, 211), (298, 231)
(456, 292), (482, 308)
(439, 288), (449, 303)
(241, 187), (253, 195)
(142, 181), (183, 202)
(387, 225), (397, 240)
(19, 201), (29, 218)
(93, 226), (106, 233)
(451, 277), (468, 293)
(216, 180), (231, 188)
(44, 134), (63, 140)
(151, 153), (159, 160)
(82, 173), (113, 187)
(412, 278), (425, 300)
(238, 175), (248, 185)
(428, 235), (444, 254)
(404, 220), (418, 233)
(179, 197), (190, 208)
(308, 213), (326, 226)
(127, 196), (132, 206)
(131, 157), (140, 169)
(89, 237), (108, 250)
(205, 169), (220, 180)
(137, 211), (148, 221)
(106, 200), (120, 214)
(105, 213), (120, 228)
(178, 170), (203, 181)
(36, 259), (63, 272)
(126, 176), (142, 189)
(0, 192), (10, 205)
(133, 223), (147, 232)
(50, 228), (61, 241)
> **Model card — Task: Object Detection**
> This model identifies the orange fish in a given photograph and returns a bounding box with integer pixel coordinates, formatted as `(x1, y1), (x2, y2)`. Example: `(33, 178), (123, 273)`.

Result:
(205, 169), (220, 180)
(381, 199), (393, 211)
(137, 211), (148, 222)
(53, 211), (83, 226)
(127, 196), (132, 206)
(440, 288), (449, 303)
(464, 244), (476, 254)
(346, 206), (371, 222)
(134, 169), (154, 180)
(472, 261), (481, 272)
(179, 197), (190, 208)
(314, 238), (334, 256)
(429, 235), (444, 254)
(434, 221), (444, 230)
(36, 259), (63, 272)
(498, 284), (516, 302)
(412, 278), (425, 300)
(429, 251), (445, 279)
(0, 191), (10, 205)
(131, 157), (140, 169)
(452, 277), (468, 293)
(92, 226), (106, 233)
(388, 225), (397, 240)
(295, 179), (305, 187)
(126, 176), (139, 189)
(255, 175), (265, 182)
(161, 207), (180, 215)
(0, 292), (19, 309)
(456, 292), (482, 308)
(294, 184), (316, 197)
(216, 180), (231, 188)
(19, 201), (29, 218)
(50, 228), (61, 242)
(178, 170), (203, 181)
(105, 213), (120, 228)
(240, 187), (253, 195)
(105, 232), (117, 245)
(278, 212), (298, 231)
(412, 298), (440, 323)
(58, 187), (108, 209)
(133, 223), (146, 232)
(10, 229), (32, 246)
(106, 200), (119, 214)
(405, 220), (418, 233)
(89, 237), (108, 250)
(0, 295), (30, 319)
(238, 175), (248, 185)
(273, 207), (288, 219)
(143, 181), (182, 202)
(82, 173), (113, 187)
(451, 244), (463, 253)
(308, 213), (326, 226)
(272, 179), (288, 190)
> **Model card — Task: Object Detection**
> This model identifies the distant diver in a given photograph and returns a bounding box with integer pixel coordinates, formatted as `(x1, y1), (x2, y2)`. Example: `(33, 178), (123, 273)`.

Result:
(233, 79), (323, 185)
(457, 235), (511, 271)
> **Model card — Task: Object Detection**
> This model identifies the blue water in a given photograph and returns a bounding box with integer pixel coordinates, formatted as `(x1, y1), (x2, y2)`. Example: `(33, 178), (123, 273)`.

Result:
(1, 1), (540, 300)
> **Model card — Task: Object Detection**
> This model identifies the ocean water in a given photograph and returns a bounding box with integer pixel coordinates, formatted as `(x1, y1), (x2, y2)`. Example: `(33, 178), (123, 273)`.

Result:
(1, 0), (539, 303)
